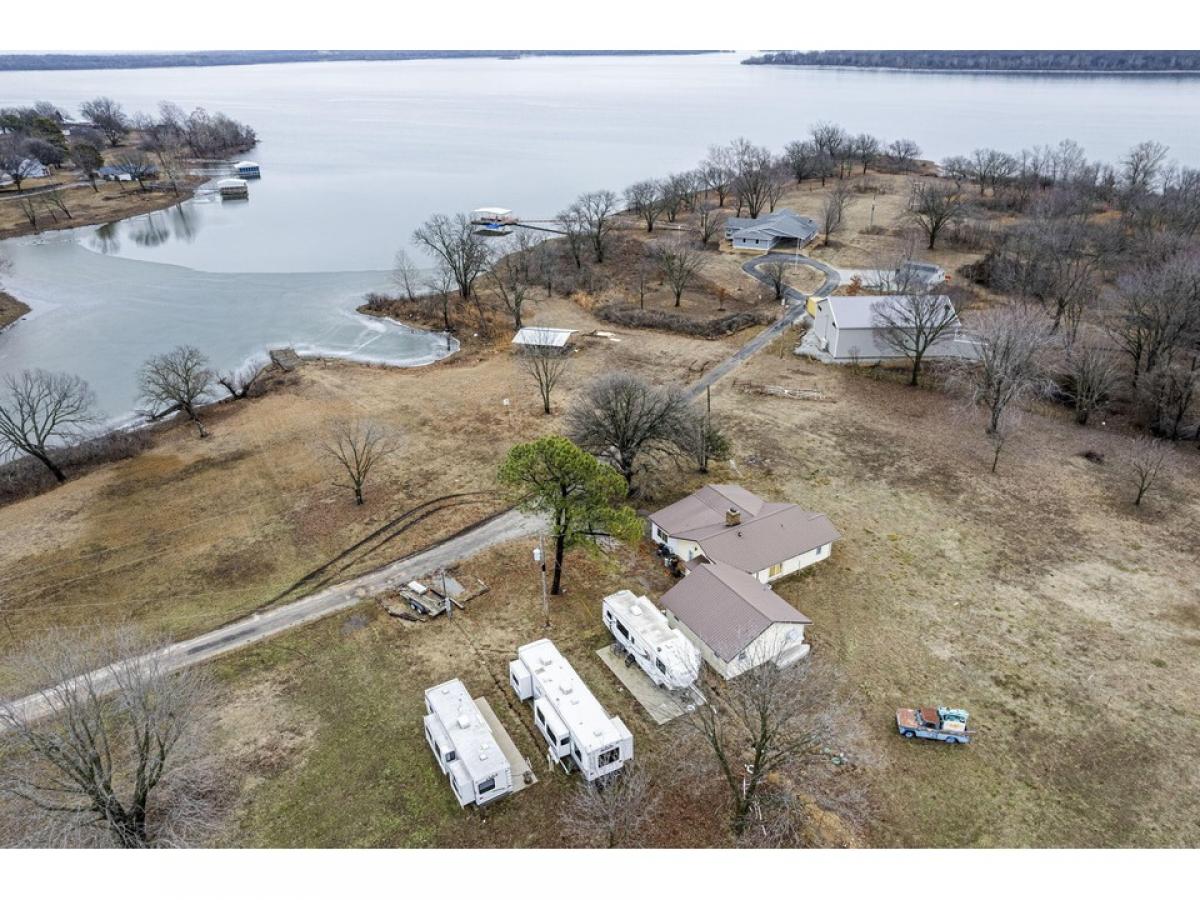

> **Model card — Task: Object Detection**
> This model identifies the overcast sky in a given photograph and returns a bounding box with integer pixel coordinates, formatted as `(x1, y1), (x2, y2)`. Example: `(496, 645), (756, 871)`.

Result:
(2, 0), (1193, 54)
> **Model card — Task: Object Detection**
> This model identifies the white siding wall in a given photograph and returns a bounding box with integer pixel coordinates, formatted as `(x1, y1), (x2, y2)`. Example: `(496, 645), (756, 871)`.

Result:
(664, 616), (808, 680)
(752, 542), (832, 583)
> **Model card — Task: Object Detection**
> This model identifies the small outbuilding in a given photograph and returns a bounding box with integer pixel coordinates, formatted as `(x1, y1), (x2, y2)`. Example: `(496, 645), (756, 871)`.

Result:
(724, 208), (818, 251)
(659, 559), (812, 680)
(423, 678), (513, 807)
(649, 484), (839, 583)
(233, 161), (261, 178)
(511, 327), (576, 351)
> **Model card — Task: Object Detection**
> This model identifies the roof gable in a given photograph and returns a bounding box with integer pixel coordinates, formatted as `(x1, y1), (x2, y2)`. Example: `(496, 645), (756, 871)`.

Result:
(660, 561), (811, 661)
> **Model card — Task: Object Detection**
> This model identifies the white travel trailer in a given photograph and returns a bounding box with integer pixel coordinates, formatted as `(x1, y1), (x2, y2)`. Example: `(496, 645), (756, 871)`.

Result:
(509, 639), (633, 781)
(423, 678), (513, 807)
(602, 590), (701, 690)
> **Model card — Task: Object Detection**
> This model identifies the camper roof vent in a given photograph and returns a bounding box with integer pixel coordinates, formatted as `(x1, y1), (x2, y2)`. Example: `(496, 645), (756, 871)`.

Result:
(456, 715), (470, 730)
(559, 683), (573, 695)
(631, 604), (643, 616)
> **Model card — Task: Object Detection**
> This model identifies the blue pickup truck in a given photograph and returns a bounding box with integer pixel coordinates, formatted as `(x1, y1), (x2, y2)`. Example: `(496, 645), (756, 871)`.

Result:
(896, 706), (972, 744)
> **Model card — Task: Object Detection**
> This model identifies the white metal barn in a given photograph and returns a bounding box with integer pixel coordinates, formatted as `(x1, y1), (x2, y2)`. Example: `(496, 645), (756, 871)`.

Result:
(602, 589), (701, 690)
(509, 639), (633, 781)
(810, 295), (979, 364)
(423, 678), (513, 807)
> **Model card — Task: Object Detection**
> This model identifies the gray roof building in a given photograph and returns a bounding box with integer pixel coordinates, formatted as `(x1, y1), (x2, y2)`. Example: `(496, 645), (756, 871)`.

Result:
(650, 484), (840, 576)
(724, 209), (819, 250)
(659, 560), (811, 663)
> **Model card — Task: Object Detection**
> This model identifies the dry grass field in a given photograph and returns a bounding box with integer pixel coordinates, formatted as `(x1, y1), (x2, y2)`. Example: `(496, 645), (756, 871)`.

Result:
(2, 173), (1198, 848)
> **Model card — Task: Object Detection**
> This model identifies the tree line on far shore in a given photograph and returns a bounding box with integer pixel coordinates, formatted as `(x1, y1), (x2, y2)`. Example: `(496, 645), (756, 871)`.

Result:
(743, 50), (1200, 72)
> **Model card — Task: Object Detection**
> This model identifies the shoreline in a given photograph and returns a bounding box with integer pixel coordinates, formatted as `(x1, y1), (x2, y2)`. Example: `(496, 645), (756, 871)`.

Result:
(0, 178), (202, 242)
(0, 291), (31, 332)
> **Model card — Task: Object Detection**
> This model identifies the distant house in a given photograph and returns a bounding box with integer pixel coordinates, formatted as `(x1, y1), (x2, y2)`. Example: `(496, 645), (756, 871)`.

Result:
(659, 559), (812, 679)
(96, 164), (159, 183)
(423, 678), (513, 807)
(0, 159), (48, 185)
(724, 208), (819, 251)
(649, 484), (839, 584)
(511, 327), (576, 351)
(808, 294), (979, 364)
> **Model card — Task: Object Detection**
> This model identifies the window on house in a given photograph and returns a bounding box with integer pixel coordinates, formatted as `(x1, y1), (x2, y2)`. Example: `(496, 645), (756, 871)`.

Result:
(768, 562), (783, 578)
(477, 777), (496, 795)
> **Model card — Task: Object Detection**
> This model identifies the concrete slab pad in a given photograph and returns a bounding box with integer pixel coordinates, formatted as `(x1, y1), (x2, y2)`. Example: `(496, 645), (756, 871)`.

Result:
(476, 697), (536, 794)
(597, 645), (705, 725)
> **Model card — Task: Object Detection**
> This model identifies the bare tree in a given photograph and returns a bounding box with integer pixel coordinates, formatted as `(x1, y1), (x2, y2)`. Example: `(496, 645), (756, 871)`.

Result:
(567, 372), (691, 492)
(760, 259), (790, 302)
(0, 134), (42, 192)
(137, 345), (215, 438)
(322, 419), (398, 505)
(683, 405), (731, 473)
(0, 369), (96, 482)
(852, 132), (881, 174)
(113, 149), (156, 191)
(699, 144), (734, 206)
(964, 307), (1052, 435)
(685, 653), (836, 838)
(424, 262), (457, 332)
(555, 205), (588, 270)
(885, 138), (922, 171)
(79, 96), (129, 146)
(971, 147), (1018, 196)
(908, 180), (967, 250)
(488, 232), (538, 332)
(558, 759), (658, 848)
(625, 179), (663, 232)
(1063, 344), (1118, 425)
(519, 345), (570, 415)
(412, 213), (493, 299)
(696, 203), (727, 248)
(821, 181), (856, 246)
(40, 188), (72, 221)
(985, 405), (1022, 474)
(651, 237), (708, 307)
(782, 139), (820, 185)
(392, 248), (423, 303)
(872, 289), (966, 386)
(15, 195), (39, 231)
(575, 190), (620, 263)
(1120, 436), (1167, 506)
(729, 138), (775, 218)
(0, 628), (214, 848)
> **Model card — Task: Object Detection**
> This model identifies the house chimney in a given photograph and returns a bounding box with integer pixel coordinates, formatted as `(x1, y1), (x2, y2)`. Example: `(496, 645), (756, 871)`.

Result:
(725, 507), (741, 527)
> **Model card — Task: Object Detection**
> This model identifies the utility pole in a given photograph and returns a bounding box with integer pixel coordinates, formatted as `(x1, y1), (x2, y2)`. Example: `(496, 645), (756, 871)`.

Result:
(533, 536), (549, 628)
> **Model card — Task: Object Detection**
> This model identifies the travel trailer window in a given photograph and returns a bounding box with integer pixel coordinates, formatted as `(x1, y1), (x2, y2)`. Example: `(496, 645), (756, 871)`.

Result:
(478, 777), (496, 795)
(536, 707), (545, 725)
(616, 621), (630, 639)
(445, 749), (457, 762)
(598, 747), (620, 767)
(560, 734), (570, 746)
(656, 658), (667, 674)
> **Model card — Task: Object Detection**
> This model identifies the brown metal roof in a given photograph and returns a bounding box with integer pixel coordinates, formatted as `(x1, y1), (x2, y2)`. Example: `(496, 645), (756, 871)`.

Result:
(659, 561), (812, 662)
(651, 485), (840, 574)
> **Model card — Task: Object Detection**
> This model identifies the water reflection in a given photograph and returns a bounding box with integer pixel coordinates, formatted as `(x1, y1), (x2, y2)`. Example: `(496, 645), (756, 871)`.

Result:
(88, 202), (203, 255)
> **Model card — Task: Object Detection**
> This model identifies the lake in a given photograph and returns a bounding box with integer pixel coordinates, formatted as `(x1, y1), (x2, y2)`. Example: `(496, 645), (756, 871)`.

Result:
(2, 53), (1198, 418)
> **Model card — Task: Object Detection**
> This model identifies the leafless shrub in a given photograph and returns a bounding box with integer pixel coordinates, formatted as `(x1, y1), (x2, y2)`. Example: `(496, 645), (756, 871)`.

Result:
(1120, 436), (1167, 506)
(559, 759), (658, 848)
(650, 237), (708, 308)
(594, 304), (774, 338)
(216, 364), (266, 401)
(821, 181), (856, 246)
(0, 429), (151, 507)
(1063, 344), (1119, 425)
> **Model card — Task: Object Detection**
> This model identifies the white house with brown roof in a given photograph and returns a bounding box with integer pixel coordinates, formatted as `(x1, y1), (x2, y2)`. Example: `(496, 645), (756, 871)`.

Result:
(659, 560), (812, 680)
(649, 484), (839, 583)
